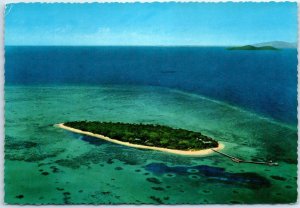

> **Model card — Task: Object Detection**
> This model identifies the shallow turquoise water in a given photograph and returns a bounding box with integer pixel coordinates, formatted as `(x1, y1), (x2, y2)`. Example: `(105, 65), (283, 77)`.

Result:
(5, 85), (297, 204)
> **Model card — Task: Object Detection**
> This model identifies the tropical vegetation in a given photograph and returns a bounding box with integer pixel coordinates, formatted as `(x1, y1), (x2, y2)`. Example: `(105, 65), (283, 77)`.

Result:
(64, 121), (218, 150)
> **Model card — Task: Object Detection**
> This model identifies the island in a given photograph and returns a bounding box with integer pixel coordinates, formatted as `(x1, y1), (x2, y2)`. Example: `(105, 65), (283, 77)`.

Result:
(56, 121), (223, 156)
(227, 45), (278, 50)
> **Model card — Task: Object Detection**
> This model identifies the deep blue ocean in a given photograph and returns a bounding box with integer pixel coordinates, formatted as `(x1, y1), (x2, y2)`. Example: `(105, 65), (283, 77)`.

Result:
(5, 46), (297, 125)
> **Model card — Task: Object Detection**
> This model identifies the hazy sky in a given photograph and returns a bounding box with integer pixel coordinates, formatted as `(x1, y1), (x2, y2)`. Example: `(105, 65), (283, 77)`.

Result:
(5, 2), (298, 46)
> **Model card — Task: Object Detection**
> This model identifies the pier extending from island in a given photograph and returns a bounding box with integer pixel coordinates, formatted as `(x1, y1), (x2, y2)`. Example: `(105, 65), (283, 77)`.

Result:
(211, 149), (279, 166)
(56, 121), (224, 156)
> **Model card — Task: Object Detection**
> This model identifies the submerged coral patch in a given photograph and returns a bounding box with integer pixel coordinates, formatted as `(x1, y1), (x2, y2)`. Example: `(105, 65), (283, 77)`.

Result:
(270, 176), (286, 181)
(145, 163), (270, 189)
(146, 177), (162, 184)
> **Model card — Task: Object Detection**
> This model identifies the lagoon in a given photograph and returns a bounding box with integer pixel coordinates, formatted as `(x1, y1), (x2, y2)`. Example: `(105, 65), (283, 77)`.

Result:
(5, 85), (297, 204)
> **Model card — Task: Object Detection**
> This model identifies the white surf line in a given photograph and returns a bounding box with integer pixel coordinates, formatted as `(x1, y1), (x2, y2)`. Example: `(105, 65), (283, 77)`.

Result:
(171, 88), (296, 131)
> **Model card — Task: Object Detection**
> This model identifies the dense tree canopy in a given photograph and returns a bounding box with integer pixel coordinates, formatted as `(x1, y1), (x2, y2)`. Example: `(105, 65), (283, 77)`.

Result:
(64, 121), (218, 150)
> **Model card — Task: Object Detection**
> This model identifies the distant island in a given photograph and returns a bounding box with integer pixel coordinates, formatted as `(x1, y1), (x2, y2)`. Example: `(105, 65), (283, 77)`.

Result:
(56, 121), (223, 156)
(227, 45), (278, 51)
(253, 41), (297, 48)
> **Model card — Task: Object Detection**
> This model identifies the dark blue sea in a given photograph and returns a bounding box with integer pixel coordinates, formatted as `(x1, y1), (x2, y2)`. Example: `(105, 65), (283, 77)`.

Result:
(5, 46), (297, 125)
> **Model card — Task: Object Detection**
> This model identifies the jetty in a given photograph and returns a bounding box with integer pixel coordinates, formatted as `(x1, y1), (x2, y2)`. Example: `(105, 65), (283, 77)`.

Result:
(211, 149), (278, 166)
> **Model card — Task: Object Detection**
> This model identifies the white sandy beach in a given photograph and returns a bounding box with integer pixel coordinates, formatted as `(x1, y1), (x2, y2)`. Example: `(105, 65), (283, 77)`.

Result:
(55, 123), (224, 156)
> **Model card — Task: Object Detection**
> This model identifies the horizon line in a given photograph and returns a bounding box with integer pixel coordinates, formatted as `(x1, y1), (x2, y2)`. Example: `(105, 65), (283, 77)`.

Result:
(5, 40), (297, 48)
(5, 45), (297, 48)
(5, 45), (234, 47)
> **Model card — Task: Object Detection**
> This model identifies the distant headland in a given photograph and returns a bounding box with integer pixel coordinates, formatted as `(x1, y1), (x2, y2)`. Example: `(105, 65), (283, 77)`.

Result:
(226, 41), (297, 51)
(253, 41), (297, 49)
(55, 121), (223, 156)
(227, 45), (278, 51)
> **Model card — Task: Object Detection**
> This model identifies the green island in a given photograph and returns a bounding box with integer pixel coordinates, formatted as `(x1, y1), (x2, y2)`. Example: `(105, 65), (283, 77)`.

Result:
(62, 121), (219, 151)
(227, 45), (278, 50)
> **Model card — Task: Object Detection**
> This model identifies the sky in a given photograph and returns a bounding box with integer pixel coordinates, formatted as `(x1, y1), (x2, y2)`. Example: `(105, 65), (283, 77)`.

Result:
(4, 2), (298, 46)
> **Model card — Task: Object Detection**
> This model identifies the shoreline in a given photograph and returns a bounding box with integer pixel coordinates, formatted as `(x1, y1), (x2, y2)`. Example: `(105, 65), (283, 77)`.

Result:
(55, 123), (224, 156)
